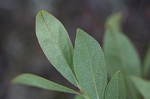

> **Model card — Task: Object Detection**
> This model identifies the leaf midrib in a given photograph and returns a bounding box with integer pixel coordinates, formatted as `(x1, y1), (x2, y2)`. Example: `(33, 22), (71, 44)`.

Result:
(80, 33), (100, 99)
(40, 12), (72, 68)
(39, 12), (77, 85)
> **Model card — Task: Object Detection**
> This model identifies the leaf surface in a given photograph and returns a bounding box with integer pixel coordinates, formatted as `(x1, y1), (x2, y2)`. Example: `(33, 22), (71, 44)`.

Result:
(36, 10), (76, 85)
(103, 29), (141, 77)
(105, 71), (126, 99)
(73, 29), (107, 99)
(132, 76), (150, 99)
(12, 74), (79, 94)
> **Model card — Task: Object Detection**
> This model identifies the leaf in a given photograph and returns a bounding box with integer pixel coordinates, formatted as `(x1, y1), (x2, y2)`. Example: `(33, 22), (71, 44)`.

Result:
(105, 13), (123, 31)
(125, 77), (142, 99)
(73, 29), (107, 99)
(105, 71), (126, 99)
(36, 10), (77, 85)
(103, 29), (141, 77)
(74, 95), (85, 99)
(131, 76), (150, 99)
(12, 73), (80, 95)
(143, 45), (150, 78)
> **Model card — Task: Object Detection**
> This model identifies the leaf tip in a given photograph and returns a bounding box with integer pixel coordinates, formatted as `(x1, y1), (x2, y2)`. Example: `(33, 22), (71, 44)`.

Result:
(38, 10), (47, 15)
(77, 28), (82, 32)
(36, 10), (49, 20)
(11, 78), (16, 84)
(114, 71), (122, 78)
(116, 71), (121, 74)
(11, 76), (20, 84)
(11, 74), (30, 84)
(76, 28), (84, 35)
(76, 28), (87, 37)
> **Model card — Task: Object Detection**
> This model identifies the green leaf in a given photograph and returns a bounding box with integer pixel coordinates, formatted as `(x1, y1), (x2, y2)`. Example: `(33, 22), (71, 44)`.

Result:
(125, 77), (142, 99)
(143, 45), (150, 78)
(12, 73), (79, 94)
(103, 29), (141, 77)
(74, 95), (85, 99)
(73, 29), (107, 99)
(105, 71), (126, 99)
(105, 13), (123, 31)
(131, 76), (150, 99)
(36, 10), (77, 85)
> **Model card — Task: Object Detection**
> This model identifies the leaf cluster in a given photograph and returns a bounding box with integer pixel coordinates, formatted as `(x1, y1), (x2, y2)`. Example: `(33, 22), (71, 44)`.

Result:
(12, 10), (150, 99)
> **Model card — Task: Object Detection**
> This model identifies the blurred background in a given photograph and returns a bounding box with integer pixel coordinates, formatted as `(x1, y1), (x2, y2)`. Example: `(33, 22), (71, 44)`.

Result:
(0, 0), (150, 99)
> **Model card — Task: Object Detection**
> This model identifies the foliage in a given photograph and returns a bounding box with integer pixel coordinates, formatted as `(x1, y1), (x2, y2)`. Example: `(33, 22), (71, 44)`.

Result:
(104, 13), (141, 99)
(104, 13), (150, 99)
(12, 10), (150, 99)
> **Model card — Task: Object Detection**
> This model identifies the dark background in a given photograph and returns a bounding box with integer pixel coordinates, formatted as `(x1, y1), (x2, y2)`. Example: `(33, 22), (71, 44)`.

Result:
(0, 0), (150, 99)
